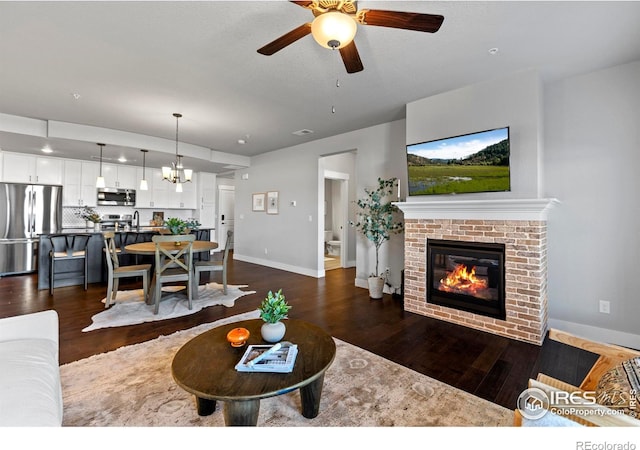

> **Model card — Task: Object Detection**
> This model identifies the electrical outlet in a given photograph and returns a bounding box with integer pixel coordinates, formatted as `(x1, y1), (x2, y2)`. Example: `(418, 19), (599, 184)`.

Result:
(264, 248), (268, 255)
(385, 267), (390, 277)
(599, 300), (610, 314)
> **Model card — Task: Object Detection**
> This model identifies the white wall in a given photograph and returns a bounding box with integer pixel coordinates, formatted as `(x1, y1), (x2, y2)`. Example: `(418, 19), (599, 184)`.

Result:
(544, 60), (640, 347)
(406, 69), (544, 199)
(233, 119), (406, 286)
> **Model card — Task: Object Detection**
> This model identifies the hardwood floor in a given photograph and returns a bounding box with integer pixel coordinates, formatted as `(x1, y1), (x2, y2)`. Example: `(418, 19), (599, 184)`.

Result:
(0, 255), (597, 412)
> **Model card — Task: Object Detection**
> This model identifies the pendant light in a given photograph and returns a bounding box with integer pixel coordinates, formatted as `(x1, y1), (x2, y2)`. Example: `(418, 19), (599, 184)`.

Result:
(162, 113), (193, 192)
(96, 143), (106, 188)
(139, 149), (149, 191)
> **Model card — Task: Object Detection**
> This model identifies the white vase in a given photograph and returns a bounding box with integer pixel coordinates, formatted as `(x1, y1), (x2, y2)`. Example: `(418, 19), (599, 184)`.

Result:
(368, 276), (385, 299)
(94, 222), (101, 231)
(261, 321), (286, 343)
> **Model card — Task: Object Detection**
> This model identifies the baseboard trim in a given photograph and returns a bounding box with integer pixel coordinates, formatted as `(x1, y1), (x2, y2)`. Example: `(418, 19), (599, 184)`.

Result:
(233, 254), (322, 278)
(548, 318), (640, 350)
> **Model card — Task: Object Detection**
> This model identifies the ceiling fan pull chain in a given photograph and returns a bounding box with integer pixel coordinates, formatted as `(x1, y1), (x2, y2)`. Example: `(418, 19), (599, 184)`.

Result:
(331, 47), (340, 114)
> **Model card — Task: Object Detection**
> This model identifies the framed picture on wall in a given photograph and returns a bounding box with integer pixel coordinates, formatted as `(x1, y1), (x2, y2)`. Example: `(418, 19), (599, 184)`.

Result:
(266, 191), (279, 214)
(252, 193), (265, 212)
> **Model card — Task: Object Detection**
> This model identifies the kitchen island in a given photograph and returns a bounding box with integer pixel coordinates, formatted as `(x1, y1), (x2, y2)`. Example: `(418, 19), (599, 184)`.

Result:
(37, 228), (213, 291)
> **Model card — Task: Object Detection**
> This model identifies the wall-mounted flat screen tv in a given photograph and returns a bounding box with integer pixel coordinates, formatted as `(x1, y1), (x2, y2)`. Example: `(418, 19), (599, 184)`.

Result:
(406, 127), (510, 196)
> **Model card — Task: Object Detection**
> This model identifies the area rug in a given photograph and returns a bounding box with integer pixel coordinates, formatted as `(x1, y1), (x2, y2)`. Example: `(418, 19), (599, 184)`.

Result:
(82, 282), (256, 332)
(62, 312), (512, 427)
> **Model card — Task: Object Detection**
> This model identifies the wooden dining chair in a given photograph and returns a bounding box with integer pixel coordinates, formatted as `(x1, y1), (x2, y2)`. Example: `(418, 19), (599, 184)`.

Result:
(151, 234), (195, 314)
(103, 231), (152, 308)
(192, 230), (233, 298)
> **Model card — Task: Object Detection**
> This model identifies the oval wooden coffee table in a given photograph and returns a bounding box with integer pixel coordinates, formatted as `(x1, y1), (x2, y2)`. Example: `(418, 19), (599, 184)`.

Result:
(171, 318), (336, 426)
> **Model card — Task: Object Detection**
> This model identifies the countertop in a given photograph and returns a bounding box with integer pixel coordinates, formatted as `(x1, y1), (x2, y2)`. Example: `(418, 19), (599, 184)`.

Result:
(46, 227), (214, 235)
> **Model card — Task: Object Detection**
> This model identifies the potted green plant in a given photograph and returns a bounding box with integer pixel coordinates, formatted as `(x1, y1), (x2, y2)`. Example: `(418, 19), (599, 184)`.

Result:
(185, 218), (201, 230)
(258, 289), (291, 343)
(164, 217), (188, 235)
(352, 177), (404, 299)
(76, 206), (101, 229)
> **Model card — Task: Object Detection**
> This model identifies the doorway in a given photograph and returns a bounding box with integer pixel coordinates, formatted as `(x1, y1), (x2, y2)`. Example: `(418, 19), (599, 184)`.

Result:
(323, 172), (348, 271)
(217, 185), (235, 250)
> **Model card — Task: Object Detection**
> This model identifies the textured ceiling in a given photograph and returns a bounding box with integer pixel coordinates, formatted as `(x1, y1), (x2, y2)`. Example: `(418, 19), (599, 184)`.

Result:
(1, 1), (639, 174)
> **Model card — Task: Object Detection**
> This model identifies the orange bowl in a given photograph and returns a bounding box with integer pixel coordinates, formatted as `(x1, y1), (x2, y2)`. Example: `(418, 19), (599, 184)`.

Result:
(226, 327), (250, 347)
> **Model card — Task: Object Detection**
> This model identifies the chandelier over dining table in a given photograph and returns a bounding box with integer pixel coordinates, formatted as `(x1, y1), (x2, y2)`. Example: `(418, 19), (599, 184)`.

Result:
(162, 113), (193, 193)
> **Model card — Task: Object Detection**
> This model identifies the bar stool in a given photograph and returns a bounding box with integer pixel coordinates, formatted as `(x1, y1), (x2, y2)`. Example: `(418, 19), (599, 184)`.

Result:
(49, 234), (91, 295)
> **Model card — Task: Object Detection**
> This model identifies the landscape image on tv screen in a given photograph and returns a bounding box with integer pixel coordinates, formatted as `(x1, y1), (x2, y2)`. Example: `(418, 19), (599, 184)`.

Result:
(406, 127), (510, 196)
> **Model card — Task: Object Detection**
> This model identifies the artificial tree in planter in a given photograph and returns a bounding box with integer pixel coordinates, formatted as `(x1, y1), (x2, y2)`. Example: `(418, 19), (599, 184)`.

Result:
(352, 177), (404, 299)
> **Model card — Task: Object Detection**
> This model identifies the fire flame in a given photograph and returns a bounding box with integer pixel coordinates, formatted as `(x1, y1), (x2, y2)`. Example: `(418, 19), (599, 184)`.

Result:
(439, 264), (488, 296)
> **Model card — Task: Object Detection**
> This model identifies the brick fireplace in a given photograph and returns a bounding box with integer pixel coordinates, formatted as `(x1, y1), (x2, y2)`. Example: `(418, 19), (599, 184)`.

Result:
(396, 199), (558, 345)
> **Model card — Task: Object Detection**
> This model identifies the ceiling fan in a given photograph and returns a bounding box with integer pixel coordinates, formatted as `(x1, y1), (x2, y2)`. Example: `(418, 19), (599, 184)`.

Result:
(257, 0), (444, 74)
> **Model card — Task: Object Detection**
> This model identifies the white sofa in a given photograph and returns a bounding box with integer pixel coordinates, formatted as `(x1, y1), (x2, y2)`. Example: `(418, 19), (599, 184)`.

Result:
(0, 310), (63, 426)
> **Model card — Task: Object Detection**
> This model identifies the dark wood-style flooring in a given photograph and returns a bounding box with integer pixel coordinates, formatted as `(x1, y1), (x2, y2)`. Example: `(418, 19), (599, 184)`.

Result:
(0, 255), (597, 412)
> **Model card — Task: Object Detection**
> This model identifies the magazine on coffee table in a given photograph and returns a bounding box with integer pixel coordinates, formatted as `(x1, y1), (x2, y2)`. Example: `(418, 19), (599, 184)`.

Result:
(235, 342), (298, 373)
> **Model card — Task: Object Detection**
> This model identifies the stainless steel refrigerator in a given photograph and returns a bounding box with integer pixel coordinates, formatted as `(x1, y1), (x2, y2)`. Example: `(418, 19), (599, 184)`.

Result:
(0, 182), (62, 275)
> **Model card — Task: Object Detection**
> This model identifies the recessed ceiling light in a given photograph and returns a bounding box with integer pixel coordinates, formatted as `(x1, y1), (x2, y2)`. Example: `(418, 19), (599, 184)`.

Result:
(292, 129), (314, 136)
(41, 146), (53, 153)
(488, 48), (499, 55)
(71, 92), (81, 100)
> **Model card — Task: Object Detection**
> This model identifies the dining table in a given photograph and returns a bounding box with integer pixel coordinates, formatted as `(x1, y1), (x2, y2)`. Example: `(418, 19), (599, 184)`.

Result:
(124, 240), (219, 306)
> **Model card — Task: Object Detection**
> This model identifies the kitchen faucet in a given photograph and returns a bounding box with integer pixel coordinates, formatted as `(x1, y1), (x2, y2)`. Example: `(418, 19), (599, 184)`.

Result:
(133, 210), (140, 230)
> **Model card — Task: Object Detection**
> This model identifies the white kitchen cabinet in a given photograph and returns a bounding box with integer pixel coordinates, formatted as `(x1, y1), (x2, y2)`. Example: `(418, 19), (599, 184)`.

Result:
(131, 167), (196, 209)
(135, 167), (153, 208)
(134, 168), (169, 208)
(153, 168), (170, 208)
(177, 173), (197, 209)
(159, 176), (197, 209)
(62, 160), (82, 206)
(198, 172), (217, 227)
(2, 152), (63, 185)
(63, 160), (99, 207)
(102, 163), (137, 189)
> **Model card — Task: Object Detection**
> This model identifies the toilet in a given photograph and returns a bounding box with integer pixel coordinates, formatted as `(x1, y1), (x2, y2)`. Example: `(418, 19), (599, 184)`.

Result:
(327, 240), (341, 257)
(324, 231), (341, 257)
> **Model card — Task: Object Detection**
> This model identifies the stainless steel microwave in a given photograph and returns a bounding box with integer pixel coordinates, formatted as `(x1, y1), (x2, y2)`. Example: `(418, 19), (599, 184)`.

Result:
(97, 188), (136, 206)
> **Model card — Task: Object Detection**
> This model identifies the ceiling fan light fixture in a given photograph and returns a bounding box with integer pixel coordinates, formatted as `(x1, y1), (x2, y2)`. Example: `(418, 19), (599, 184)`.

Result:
(311, 11), (357, 49)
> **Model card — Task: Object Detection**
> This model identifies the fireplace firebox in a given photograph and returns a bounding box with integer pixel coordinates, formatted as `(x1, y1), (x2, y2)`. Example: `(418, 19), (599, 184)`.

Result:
(427, 239), (506, 320)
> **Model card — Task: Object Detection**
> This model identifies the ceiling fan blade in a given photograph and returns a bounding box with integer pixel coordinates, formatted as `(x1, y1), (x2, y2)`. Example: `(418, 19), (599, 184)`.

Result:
(339, 40), (363, 74)
(359, 9), (444, 33)
(257, 23), (312, 55)
(289, 0), (314, 8)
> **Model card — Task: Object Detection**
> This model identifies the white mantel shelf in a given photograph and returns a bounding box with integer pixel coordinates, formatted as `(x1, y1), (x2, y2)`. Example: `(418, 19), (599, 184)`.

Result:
(394, 198), (560, 221)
